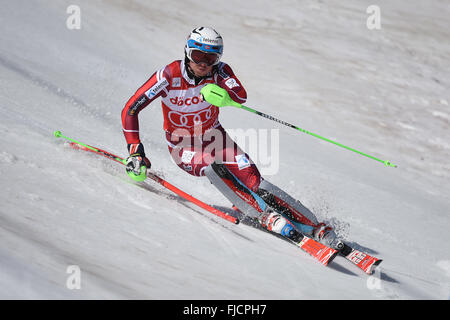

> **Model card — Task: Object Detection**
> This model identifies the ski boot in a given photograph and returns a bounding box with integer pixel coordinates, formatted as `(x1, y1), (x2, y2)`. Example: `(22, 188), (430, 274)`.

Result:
(258, 210), (302, 242)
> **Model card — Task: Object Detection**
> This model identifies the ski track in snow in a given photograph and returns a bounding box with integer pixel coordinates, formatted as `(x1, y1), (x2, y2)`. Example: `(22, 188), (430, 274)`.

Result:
(0, 0), (449, 299)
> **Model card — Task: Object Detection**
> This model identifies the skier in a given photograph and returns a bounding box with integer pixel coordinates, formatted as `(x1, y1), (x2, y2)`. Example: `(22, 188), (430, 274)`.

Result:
(121, 27), (340, 248)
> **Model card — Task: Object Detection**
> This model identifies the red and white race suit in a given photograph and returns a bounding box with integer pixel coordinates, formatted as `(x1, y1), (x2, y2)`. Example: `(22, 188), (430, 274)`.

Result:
(121, 60), (261, 191)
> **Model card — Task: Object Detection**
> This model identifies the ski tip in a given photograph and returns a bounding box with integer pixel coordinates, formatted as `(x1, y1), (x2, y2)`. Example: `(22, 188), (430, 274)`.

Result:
(234, 218), (240, 225)
(54, 130), (62, 138)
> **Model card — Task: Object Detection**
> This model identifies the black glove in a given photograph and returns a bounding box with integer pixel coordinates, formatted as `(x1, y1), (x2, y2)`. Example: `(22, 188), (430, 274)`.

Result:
(126, 143), (151, 178)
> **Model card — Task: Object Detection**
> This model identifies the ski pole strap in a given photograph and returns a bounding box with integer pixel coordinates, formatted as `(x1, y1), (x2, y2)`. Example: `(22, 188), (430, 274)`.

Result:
(200, 84), (397, 168)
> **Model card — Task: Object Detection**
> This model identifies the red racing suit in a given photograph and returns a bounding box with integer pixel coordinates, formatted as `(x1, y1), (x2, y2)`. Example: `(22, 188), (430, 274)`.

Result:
(121, 60), (261, 191)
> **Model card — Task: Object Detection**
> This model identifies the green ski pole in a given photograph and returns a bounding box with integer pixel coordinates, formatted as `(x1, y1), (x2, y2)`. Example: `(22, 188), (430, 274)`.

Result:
(200, 84), (397, 168)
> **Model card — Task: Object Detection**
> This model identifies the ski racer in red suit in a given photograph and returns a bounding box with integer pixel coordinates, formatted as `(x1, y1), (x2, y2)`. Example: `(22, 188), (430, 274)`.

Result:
(121, 27), (340, 248)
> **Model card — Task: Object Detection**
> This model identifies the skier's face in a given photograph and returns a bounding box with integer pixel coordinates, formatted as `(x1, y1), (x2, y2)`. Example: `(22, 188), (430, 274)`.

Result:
(189, 60), (213, 77)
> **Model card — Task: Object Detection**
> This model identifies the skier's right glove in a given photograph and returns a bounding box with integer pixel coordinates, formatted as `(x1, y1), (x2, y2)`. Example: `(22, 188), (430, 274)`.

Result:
(126, 143), (151, 181)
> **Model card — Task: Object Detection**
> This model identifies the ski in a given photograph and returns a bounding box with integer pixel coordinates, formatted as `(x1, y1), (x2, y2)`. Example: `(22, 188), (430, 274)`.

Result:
(339, 243), (382, 274)
(266, 217), (380, 272)
(292, 235), (382, 272)
(292, 235), (339, 266)
(288, 231), (382, 272)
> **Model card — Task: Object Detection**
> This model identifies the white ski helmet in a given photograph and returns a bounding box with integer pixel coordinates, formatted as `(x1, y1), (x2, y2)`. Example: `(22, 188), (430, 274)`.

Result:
(185, 27), (223, 66)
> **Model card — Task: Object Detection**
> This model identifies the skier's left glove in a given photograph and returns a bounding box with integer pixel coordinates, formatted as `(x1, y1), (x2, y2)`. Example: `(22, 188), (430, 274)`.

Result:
(126, 143), (151, 181)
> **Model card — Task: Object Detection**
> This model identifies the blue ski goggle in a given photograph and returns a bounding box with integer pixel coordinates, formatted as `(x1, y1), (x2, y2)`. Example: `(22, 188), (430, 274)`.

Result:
(187, 39), (223, 54)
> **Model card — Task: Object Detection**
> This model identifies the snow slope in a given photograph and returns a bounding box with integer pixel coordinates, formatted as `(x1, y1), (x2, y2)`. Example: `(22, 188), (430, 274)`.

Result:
(0, 0), (449, 299)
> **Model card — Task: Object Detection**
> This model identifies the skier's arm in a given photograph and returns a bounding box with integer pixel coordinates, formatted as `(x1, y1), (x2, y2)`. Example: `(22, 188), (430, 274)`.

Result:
(216, 63), (247, 104)
(121, 68), (169, 145)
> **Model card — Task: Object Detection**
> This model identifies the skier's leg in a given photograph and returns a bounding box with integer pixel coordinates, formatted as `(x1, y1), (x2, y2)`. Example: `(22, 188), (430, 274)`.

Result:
(166, 137), (293, 236)
(256, 179), (318, 233)
(204, 162), (264, 218)
(166, 129), (267, 217)
(200, 126), (266, 217)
